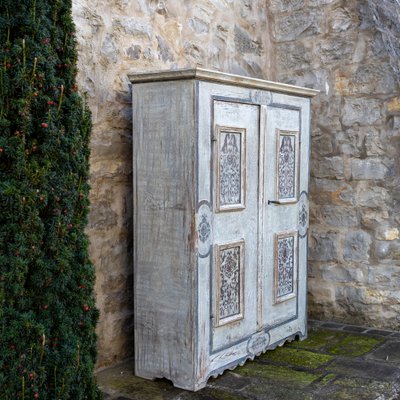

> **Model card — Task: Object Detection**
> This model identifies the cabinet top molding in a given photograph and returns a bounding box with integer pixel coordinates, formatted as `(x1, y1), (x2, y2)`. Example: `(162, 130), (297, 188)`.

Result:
(128, 68), (319, 98)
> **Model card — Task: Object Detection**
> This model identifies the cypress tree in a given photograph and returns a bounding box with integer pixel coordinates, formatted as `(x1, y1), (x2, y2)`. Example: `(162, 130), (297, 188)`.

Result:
(0, 0), (101, 398)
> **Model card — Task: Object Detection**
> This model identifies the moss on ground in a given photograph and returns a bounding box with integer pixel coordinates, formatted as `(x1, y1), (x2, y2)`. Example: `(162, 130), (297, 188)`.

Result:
(317, 373), (337, 387)
(235, 362), (322, 387)
(199, 389), (247, 400)
(288, 329), (347, 351)
(326, 335), (384, 357)
(259, 347), (333, 369)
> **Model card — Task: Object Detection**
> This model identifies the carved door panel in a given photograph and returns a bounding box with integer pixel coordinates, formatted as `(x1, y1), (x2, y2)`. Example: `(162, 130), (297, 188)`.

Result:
(261, 104), (307, 329)
(211, 100), (260, 352)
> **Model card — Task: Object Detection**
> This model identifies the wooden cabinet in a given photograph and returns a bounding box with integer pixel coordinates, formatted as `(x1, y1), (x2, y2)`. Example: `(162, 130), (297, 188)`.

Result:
(129, 68), (318, 391)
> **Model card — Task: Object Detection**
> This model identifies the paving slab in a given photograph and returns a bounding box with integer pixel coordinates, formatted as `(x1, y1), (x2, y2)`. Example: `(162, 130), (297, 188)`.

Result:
(97, 322), (400, 400)
(366, 341), (400, 365)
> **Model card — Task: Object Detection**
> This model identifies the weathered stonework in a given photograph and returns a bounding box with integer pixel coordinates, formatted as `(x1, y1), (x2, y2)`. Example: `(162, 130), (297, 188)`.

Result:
(268, 0), (400, 330)
(71, 0), (399, 369)
(72, 0), (270, 368)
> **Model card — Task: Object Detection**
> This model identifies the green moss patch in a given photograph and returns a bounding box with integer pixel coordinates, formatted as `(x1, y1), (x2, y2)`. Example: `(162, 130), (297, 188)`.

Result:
(235, 362), (322, 387)
(288, 329), (347, 351)
(326, 335), (384, 357)
(317, 373), (337, 387)
(259, 347), (333, 369)
(200, 389), (247, 400)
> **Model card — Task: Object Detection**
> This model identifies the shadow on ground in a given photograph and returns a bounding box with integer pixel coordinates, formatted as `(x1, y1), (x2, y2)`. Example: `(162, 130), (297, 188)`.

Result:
(97, 321), (400, 400)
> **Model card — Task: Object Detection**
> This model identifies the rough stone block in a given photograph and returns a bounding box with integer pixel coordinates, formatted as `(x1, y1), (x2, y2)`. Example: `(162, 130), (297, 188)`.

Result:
(313, 134), (333, 156)
(314, 205), (359, 228)
(320, 264), (352, 283)
(373, 241), (392, 261)
(352, 64), (396, 95)
(112, 18), (152, 39)
(375, 227), (399, 241)
(273, 11), (322, 42)
(308, 279), (336, 303)
(311, 178), (355, 205)
(329, 7), (354, 32)
(268, 0), (305, 13)
(343, 231), (371, 262)
(126, 45), (141, 60)
(101, 34), (119, 64)
(386, 97), (400, 113)
(309, 231), (339, 261)
(356, 184), (390, 209)
(309, 0), (336, 6)
(368, 264), (400, 286)
(321, 264), (366, 283)
(391, 116), (400, 129)
(234, 26), (262, 55)
(312, 156), (344, 179)
(276, 42), (312, 71)
(351, 158), (388, 180)
(317, 37), (355, 64)
(342, 98), (381, 126)
(188, 16), (210, 34)
(279, 69), (329, 93)
(156, 35), (175, 62)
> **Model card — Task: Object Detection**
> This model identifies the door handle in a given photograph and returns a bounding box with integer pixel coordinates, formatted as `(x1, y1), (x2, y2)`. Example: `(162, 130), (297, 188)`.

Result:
(268, 200), (283, 205)
(268, 199), (299, 205)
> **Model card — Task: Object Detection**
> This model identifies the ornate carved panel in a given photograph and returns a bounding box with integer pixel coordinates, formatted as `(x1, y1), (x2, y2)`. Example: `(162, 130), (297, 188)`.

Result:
(298, 191), (309, 238)
(215, 241), (245, 326)
(274, 231), (298, 304)
(276, 130), (299, 203)
(215, 126), (246, 212)
(197, 201), (213, 258)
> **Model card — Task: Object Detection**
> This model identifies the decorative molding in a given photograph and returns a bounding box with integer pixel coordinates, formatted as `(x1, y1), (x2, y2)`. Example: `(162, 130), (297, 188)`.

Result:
(215, 126), (246, 212)
(298, 191), (309, 238)
(275, 129), (299, 204)
(274, 231), (298, 304)
(214, 240), (245, 327)
(197, 201), (213, 258)
(128, 68), (319, 98)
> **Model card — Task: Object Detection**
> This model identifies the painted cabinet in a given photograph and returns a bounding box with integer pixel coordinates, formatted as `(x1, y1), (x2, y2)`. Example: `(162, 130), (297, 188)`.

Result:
(129, 69), (318, 391)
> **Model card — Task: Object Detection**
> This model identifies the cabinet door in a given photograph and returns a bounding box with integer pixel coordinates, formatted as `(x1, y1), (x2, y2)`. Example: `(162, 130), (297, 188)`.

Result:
(261, 103), (308, 329)
(211, 100), (260, 351)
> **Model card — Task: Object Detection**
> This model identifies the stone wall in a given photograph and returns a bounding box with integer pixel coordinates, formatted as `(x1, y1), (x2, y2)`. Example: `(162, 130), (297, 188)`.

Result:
(72, 0), (400, 368)
(72, 0), (270, 368)
(268, 0), (400, 329)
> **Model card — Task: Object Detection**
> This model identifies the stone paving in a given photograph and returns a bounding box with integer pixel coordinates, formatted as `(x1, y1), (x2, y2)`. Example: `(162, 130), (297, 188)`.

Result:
(97, 321), (400, 400)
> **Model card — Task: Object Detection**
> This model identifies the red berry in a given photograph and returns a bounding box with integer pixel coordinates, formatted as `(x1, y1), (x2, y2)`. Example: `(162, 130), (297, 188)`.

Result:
(29, 373), (34, 379)
(0, 147), (3, 153)
(6, 63), (11, 69)
(83, 305), (90, 312)
(68, 223), (73, 229)
(43, 304), (48, 310)
(33, 92), (39, 97)
(34, 393), (39, 399)
(41, 123), (48, 128)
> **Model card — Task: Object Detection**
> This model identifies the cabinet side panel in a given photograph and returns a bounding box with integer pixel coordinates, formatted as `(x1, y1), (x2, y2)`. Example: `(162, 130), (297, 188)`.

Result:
(133, 81), (196, 386)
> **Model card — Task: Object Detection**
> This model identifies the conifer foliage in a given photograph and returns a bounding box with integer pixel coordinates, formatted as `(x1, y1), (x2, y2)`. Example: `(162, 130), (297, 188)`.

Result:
(0, 0), (100, 398)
